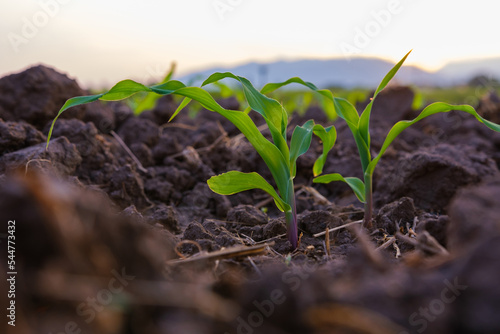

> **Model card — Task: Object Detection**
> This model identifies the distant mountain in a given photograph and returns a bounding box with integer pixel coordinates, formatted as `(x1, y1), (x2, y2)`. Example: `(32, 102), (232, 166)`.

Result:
(178, 56), (500, 89)
(437, 57), (500, 85)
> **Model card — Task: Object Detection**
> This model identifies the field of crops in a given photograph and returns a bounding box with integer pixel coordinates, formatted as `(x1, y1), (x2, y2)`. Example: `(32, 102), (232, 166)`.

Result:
(1, 59), (500, 334)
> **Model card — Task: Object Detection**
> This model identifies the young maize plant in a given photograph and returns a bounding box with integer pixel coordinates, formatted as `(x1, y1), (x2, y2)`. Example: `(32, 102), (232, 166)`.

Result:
(46, 73), (336, 249)
(261, 50), (500, 228)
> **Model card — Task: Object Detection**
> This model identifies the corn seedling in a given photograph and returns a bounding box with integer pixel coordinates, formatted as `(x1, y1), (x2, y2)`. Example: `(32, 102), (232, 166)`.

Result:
(261, 50), (500, 228)
(46, 73), (336, 249)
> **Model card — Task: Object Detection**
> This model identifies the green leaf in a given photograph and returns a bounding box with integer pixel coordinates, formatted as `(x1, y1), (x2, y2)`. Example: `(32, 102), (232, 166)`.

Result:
(150, 80), (188, 93)
(261, 77), (338, 121)
(161, 62), (177, 84)
(165, 86), (292, 201)
(133, 62), (177, 114)
(411, 88), (424, 110)
(213, 81), (234, 98)
(358, 50), (412, 149)
(208, 171), (291, 212)
(46, 94), (103, 148)
(313, 173), (366, 203)
(100, 80), (152, 101)
(202, 73), (287, 134)
(261, 77), (322, 94)
(373, 51), (412, 102)
(365, 102), (500, 178)
(312, 125), (337, 176)
(289, 120), (315, 177)
(332, 97), (360, 130)
(332, 97), (371, 172)
(48, 80), (157, 145)
(169, 97), (192, 122)
(46, 78), (292, 205)
(320, 96), (337, 121)
(202, 72), (290, 162)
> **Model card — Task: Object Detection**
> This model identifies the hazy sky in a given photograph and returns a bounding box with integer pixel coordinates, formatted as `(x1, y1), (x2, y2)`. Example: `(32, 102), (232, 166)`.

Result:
(1, 0), (499, 88)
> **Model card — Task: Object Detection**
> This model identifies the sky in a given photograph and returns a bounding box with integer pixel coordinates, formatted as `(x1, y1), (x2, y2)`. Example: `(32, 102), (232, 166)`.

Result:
(1, 0), (500, 88)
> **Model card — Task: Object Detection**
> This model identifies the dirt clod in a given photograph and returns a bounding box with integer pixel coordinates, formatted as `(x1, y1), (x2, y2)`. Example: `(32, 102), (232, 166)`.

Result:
(108, 164), (151, 209)
(146, 203), (180, 233)
(227, 204), (269, 225)
(0, 136), (81, 177)
(448, 176), (500, 254)
(377, 143), (498, 211)
(0, 65), (114, 131)
(117, 116), (160, 147)
(375, 197), (416, 235)
(298, 210), (343, 235)
(0, 119), (46, 154)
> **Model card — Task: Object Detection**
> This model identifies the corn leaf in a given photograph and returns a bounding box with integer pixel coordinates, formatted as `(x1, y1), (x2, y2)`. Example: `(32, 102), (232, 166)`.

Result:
(134, 62), (176, 114)
(261, 77), (322, 94)
(365, 102), (500, 178)
(46, 79), (292, 202)
(289, 120), (315, 177)
(320, 97), (337, 120)
(261, 77), (339, 120)
(313, 173), (366, 203)
(261, 77), (350, 123)
(100, 80), (152, 101)
(46, 94), (103, 148)
(358, 50), (412, 148)
(202, 73), (287, 134)
(202, 72), (290, 162)
(150, 86), (293, 201)
(169, 97), (192, 122)
(333, 98), (371, 171)
(208, 171), (291, 212)
(312, 125), (337, 176)
(149, 80), (188, 93)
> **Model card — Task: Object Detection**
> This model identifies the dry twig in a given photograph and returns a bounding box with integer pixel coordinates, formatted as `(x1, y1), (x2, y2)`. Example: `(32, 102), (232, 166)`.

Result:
(313, 220), (362, 238)
(325, 226), (331, 256)
(167, 242), (275, 266)
(110, 130), (148, 173)
(376, 236), (396, 251)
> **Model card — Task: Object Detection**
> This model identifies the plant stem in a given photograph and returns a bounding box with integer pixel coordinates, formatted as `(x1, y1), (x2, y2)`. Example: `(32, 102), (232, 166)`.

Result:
(285, 209), (298, 249)
(363, 173), (373, 229)
(285, 179), (298, 249)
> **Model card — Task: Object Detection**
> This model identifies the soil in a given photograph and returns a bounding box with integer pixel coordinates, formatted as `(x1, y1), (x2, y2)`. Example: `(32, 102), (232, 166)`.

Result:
(1, 65), (500, 334)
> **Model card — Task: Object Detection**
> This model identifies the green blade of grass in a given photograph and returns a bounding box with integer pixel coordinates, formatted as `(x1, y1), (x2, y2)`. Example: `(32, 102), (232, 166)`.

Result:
(208, 171), (291, 212)
(313, 173), (366, 203)
(365, 102), (500, 178)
